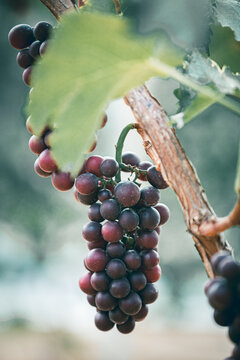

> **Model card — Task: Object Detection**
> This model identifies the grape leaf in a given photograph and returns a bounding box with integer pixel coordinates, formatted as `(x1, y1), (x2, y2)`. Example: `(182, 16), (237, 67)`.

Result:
(235, 141), (240, 195)
(28, 12), (183, 175)
(213, 0), (240, 41)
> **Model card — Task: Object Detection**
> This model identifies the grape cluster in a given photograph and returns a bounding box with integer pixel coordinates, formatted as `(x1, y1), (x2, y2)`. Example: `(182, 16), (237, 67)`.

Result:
(205, 251), (240, 359)
(8, 21), (52, 86)
(78, 153), (170, 333)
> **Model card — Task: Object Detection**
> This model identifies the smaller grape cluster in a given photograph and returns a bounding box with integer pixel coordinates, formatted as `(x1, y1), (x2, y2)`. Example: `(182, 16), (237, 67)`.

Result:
(205, 251), (240, 360)
(78, 153), (170, 333)
(8, 21), (52, 86)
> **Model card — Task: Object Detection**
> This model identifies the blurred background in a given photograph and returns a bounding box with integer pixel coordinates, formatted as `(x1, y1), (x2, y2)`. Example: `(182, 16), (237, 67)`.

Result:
(0, 1), (240, 359)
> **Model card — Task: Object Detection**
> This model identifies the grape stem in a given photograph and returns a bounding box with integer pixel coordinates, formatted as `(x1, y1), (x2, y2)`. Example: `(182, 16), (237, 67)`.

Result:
(115, 123), (137, 183)
(199, 197), (240, 237)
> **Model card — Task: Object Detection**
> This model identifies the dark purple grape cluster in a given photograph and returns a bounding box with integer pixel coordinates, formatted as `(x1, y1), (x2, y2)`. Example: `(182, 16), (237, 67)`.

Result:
(8, 21), (52, 86)
(205, 251), (240, 359)
(78, 153), (170, 333)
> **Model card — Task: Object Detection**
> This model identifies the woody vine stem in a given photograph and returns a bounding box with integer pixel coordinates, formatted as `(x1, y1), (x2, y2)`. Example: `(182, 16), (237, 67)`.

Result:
(39, 0), (240, 278)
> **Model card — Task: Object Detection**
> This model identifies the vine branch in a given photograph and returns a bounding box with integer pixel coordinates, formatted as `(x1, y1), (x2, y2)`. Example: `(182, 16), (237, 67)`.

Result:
(40, 0), (232, 278)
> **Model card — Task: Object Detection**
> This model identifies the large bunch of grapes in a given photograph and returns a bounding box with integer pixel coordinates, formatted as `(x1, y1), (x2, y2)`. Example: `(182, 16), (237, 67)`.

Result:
(205, 251), (240, 359)
(78, 153), (170, 333)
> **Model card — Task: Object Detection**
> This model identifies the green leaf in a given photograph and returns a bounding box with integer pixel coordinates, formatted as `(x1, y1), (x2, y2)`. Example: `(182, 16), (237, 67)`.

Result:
(213, 0), (240, 42)
(27, 12), (183, 175)
(235, 141), (240, 195)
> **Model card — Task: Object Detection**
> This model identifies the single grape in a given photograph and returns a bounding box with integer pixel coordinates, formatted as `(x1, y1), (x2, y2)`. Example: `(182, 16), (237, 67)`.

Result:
(229, 324), (240, 344)
(76, 191), (98, 205)
(213, 308), (235, 327)
(141, 249), (159, 269)
(102, 221), (123, 243)
(207, 280), (234, 311)
(91, 272), (110, 292)
(106, 259), (126, 279)
(100, 157), (119, 178)
(82, 221), (102, 242)
(100, 199), (120, 221)
(75, 173), (98, 195)
(204, 277), (223, 296)
(211, 251), (231, 275)
(8, 24), (35, 49)
(17, 49), (34, 69)
(143, 265), (162, 283)
(138, 161), (152, 181)
(34, 158), (51, 178)
(136, 230), (159, 250)
(128, 271), (147, 291)
(147, 166), (169, 189)
(119, 209), (139, 232)
(218, 257), (240, 282)
(109, 278), (131, 298)
(114, 181), (140, 207)
(85, 155), (103, 177)
(95, 311), (114, 331)
(139, 207), (160, 231)
(29, 40), (41, 59)
(87, 294), (96, 307)
(140, 186), (160, 207)
(132, 304), (149, 322)
(139, 283), (158, 304)
(22, 65), (33, 86)
(95, 291), (117, 311)
(155, 226), (161, 235)
(38, 149), (58, 172)
(87, 238), (107, 251)
(119, 292), (142, 315)
(85, 248), (109, 272)
(34, 21), (52, 42)
(109, 307), (129, 325)
(29, 135), (46, 155)
(117, 318), (135, 334)
(51, 171), (74, 191)
(98, 189), (112, 202)
(123, 250), (141, 270)
(122, 152), (140, 169)
(88, 203), (104, 222)
(40, 40), (48, 56)
(106, 241), (126, 258)
(154, 203), (170, 225)
(79, 272), (96, 295)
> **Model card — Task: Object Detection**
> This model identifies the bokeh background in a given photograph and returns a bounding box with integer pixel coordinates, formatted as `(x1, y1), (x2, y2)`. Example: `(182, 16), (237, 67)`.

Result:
(0, 1), (240, 359)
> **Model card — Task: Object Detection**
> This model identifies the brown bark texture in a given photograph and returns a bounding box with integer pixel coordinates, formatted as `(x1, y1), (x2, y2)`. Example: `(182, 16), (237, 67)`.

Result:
(40, 0), (232, 278)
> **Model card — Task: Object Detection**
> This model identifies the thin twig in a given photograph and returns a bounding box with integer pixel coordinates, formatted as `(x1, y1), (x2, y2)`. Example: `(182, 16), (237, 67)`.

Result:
(113, 0), (121, 14)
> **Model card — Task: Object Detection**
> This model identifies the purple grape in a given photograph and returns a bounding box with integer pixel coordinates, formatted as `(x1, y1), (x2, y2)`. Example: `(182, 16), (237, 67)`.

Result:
(91, 272), (110, 292)
(138, 161), (152, 181)
(154, 203), (170, 225)
(95, 311), (114, 331)
(207, 280), (234, 311)
(75, 173), (98, 195)
(102, 221), (123, 243)
(22, 65), (33, 86)
(82, 221), (102, 242)
(123, 250), (141, 270)
(122, 152), (140, 169)
(98, 189), (112, 202)
(95, 291), (117, 311)
(147, 166), (168, 189)
(106, 259), (126, 279)
(79, 272), (96, 295)
(51, 172), (74, 192)
(119, 209), (139, 232)
(109, 307), (129, 325)
(8, 24), (35, 49)
(17, 49), (34, 69)
(85, 248), (109, 272)
(136, 230), (159, 250)
(213, 308), (235, 327)
(128, 271), (147, 291)
(87, 294), (96, 307)
(100, 157), (119, 178)
(109, 278), (131, 298)
(76, 191), (98, 205)
(88, 203), (104, 222)
(87, 239), (107, 251)
(140, 186), (160, 207)
(218, 257), (240, 282)
(117, 318), (135, 334)
(211, 251), (231, 275)
(119, 292), (142, 315)
(106, 241), (126, 258)
(141, 249), (159, 269)
(29, 40), (41, 59)
(114, 181), (140, 207)
(229, 324), (240, 344)
(139, 283), (158, 304)
(40, 40), (48, 56)
(33, 21), (52, 42)
(133, 304), (149, 321)
(139, 207), (160, 231)
(86, 155), (103, 177)
(100, 199), (120, 221)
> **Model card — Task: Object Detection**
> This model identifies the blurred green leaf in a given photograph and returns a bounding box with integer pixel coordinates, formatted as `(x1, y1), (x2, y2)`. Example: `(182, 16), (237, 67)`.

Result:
(213, 0), (240, 42)
(235, 141), (240, 194)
